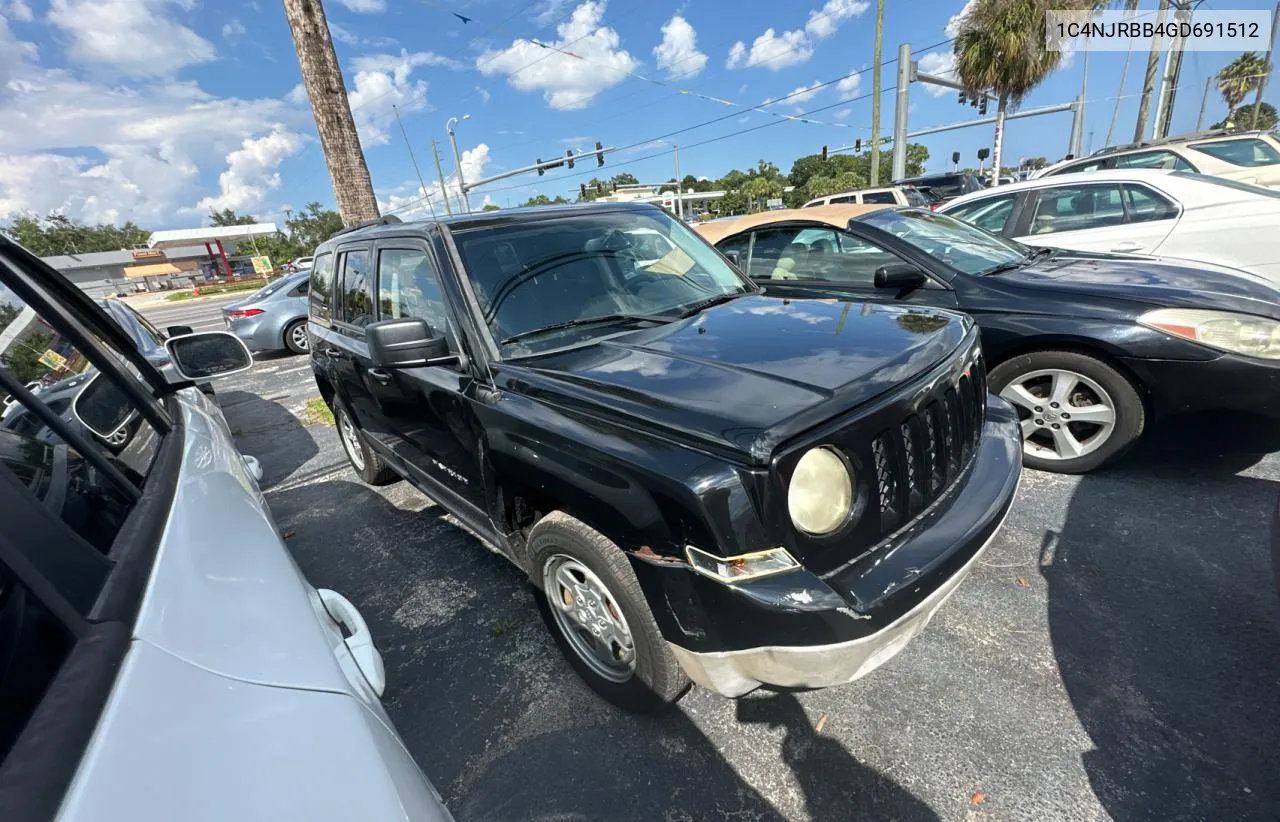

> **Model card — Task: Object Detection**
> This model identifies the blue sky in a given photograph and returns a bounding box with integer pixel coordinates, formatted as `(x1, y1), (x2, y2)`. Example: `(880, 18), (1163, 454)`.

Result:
(0, 0), (1276, 228)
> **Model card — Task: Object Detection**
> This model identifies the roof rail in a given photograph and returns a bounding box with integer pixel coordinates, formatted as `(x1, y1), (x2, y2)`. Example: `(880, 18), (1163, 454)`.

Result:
(329, 214), (404, 239)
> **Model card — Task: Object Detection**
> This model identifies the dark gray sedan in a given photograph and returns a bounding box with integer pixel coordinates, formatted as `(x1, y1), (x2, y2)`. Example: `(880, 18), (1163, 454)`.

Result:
(222, 271), (311, 354)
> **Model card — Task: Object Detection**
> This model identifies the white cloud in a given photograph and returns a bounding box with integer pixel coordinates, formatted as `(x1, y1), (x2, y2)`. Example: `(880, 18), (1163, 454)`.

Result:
(286, 83), (309, 105)
(477, 1), (639, 110)
(4, 0), (33, 21)
(917, 51), (958, 97)
(330, 23), (397, 48)
(197, 128), (305, 213)
(782, 80), (823, 110)
(805, 0), (869, 39)
(533, 0), (571, 26)
(476, 86), (491, 104)
(837, 70), (861, 100)
(333, 0), (385, 12)
(48, 0), (216, 77)
(834, 107), (852, 120)
(222, 18), (246, 39)
(653, 15), (707, 79)
(727, 0), (867, 71)
(726, 28), (812, 71)
(347, 50), (455, 145)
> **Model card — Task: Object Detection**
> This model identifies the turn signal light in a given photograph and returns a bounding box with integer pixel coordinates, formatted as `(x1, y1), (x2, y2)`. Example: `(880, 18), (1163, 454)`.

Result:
(225, 308), (265, 318)
(685, 545), (799, 583)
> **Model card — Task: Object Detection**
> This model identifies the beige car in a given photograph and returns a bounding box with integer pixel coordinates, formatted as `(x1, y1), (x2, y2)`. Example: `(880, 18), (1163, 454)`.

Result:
(803, 186), (931, 208)
(1031, 130), (1280, 188)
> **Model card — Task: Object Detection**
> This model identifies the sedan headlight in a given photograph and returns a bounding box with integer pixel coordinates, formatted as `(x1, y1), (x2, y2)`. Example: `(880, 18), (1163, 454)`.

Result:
(787, 446), (854, 535)
(1139, 308), (1280, 360)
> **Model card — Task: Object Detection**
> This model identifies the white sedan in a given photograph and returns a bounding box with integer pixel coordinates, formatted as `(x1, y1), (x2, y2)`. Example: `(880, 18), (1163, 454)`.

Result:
(939, 169), (1280, 283)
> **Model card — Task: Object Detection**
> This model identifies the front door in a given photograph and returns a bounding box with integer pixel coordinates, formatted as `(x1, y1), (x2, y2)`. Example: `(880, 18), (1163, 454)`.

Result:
(1012, 182), (1178, 255)
(363, 241), (486, 510)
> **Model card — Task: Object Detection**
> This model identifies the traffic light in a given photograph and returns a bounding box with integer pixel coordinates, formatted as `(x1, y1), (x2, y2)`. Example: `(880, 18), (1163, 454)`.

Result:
(952, 151), (960, 165)
(959, 90), (967, 105)
(854, 138), (862, 152)
(537, 158), (544, 177)
(596, 181), (604, 195)
(978, 97), (988, 116)
(821, 145), (828, 161)
(977, 148), (990, 162)
(566, 149), (575, 170)
(580, 183), (588, 199)
(595, 141), (605, 167)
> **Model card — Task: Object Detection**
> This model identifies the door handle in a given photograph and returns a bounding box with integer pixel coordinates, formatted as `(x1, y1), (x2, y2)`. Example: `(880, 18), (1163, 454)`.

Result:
(322, 347), (343, 359)
(367, 367), (394, 384)
(1111, 241), (1145, 252)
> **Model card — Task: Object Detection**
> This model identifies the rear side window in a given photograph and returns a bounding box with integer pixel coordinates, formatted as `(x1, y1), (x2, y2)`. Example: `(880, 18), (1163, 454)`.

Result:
(1046, 159), (1108, 176)
(1123, 185), (1179, 222)
(1188, 138), (1280, 167)
(307, 252), (334, 325)
(337, 249), (374, 328)
(1029, 184), (1126, 234)
(947, 194), (1017, 234)
(829, 195), (856, 204)
(1113, 149), (1195, 171)
(861, 191), (898, 204)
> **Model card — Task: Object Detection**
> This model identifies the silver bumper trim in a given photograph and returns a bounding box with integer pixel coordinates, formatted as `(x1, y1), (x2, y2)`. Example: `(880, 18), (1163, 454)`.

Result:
(668, 508), (1009, 698)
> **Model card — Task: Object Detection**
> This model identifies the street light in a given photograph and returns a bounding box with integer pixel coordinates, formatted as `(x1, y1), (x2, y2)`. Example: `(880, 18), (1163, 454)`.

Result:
(656, 139), (683, 220)
(447, 114), (472, 213)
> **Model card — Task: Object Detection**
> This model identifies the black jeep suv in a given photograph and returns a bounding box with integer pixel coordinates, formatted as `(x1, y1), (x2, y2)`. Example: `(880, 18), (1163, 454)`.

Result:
(307, 202), (1022, 712)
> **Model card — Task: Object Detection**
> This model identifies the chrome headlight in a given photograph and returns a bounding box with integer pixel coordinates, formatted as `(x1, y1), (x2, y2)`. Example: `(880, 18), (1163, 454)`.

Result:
(787, 446), (854, 535)
(1139, 308), (1280, 360)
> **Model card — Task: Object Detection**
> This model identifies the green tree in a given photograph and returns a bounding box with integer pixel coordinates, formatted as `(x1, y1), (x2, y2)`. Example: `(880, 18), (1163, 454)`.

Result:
(481, 203), (501, 212)
(2, 213), (151, 256)
(1217, 52), (1269, 125)
(804, 171), (867, 200)
(1213, 102), (1276, 131)
(2, 332), (55, 385)
(953, 0), (1065, 185)
(285, 202), (345, 253)
(519, 194), (570, 207)
(610, 172), (640, 187)
(208, 209), (257, 227)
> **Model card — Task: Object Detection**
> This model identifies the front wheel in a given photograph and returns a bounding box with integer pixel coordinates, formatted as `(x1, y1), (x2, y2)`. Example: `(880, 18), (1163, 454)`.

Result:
(989, 350), (1144, 474)
(333, 401), (400, 485)
(529, 512), (689, 712)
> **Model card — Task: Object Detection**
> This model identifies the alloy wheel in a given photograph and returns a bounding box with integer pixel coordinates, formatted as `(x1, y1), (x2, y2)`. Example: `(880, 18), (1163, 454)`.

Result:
(290, 323), (310, 351)
(338, 409), (366, 471)
(999, 368), (1117, 461)
(542, 554), (636, 683)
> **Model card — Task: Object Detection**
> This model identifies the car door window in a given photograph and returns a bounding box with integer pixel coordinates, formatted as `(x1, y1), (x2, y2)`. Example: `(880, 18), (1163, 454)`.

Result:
(308, 252), (334, 325)
(1123, 185), (1179, 223)
(829, 195), (856, 204)
(904, 189), (930, 207)
(377, 248), (451, 342)
(1113, 150), (1195, 171)
(861, 191), (898, 204)
(1046, 159), (1108, 176)
(745, 227), (799, 279)
(337, 249), (374, 328)
(716, 233), (751, 267)
(1188, 138), (1280, 167)
(287, 279), (309, 298)
(946, 195), (1017, 234)
(1029, 184), (1126, 234)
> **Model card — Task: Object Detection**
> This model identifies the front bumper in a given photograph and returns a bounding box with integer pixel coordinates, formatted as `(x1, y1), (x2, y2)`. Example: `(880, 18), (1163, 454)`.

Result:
(1121, 353), (1280, 420)
(665, 399), (1021, 697)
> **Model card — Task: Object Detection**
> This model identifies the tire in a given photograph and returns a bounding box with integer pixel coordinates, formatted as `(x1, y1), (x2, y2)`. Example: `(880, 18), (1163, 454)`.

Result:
(333, 400), (400, 485)
(528, 512), (689, 712)
(989, 349), (1144, 474)
(284, 319), (310, 355)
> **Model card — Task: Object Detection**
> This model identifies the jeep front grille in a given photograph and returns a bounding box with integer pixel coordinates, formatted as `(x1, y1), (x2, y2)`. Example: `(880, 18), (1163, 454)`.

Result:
(871, 359), (986, 534)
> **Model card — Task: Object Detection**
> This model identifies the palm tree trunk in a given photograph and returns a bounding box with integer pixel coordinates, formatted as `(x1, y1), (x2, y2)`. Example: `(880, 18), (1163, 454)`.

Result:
(1133, 0), (1170, 142)
(282, 0), (379, 226)
(868, 0), (884, 187)
(991, 95), (1007, 187)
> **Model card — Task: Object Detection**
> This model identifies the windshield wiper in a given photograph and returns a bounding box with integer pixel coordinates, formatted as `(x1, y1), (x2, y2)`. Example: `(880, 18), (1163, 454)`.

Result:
(499, 313), (671, 345)
(1024, 246), (1057, 263)
(981, 260), (1029, 276)
(676, 291), (747, 318)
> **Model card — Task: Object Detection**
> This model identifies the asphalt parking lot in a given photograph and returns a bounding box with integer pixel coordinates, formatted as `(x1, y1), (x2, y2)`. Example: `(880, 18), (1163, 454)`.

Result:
(143, 295), (1280, 821)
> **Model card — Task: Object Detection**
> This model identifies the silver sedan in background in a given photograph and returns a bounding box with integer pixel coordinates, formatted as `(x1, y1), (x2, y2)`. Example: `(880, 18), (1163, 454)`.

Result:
(222, 271), (311, 355)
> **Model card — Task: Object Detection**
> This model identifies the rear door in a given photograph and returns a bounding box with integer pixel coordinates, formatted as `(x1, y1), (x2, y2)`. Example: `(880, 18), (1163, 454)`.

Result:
(362, 240), (486, 511)
(1015, 182), (1175, 254)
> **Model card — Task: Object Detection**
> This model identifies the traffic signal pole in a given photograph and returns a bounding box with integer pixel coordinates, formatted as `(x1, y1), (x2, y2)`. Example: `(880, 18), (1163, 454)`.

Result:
(462, 147), (616, 194)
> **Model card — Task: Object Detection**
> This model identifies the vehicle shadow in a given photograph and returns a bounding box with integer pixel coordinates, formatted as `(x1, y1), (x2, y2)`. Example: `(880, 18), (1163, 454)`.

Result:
(1044, 437), (1280, 818)
(266, 478), (936, 821)
(1113, 411), (1280, 478)
(216, 389), (318, 488)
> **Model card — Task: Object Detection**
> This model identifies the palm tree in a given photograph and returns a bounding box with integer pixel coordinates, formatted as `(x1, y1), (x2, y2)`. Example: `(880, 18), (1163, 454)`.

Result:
(282, 0), (380, 226)
(1217, 51), (1269, 126)
(1105, 0), (1140, 146)
(1132, 0), (1170, 142)
(953, 0), (1064, 187)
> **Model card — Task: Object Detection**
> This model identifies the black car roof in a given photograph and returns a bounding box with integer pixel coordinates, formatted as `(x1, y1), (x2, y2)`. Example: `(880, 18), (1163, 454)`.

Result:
(317, 201), (663, 249)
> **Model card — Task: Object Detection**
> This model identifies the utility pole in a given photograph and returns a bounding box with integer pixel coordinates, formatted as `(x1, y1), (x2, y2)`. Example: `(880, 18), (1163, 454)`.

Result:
(1134, 0), (1170, 142)
(281, 0), (379, 225)
(869, 0), (885, 186)
(892, 42), (911, 181)
(1153, 0), (1192, 140)
(430, 140), (452, 216)
(1196, 74), (1213, 131)
(673, 144), (683, 221)
(447, 115), (472, 213)
(393, 105), (435, 218)
(1252, 1), (1280, 130)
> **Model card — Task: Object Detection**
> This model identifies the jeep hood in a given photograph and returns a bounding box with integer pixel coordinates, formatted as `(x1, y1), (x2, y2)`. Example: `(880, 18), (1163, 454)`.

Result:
(505, 294), (971, 464)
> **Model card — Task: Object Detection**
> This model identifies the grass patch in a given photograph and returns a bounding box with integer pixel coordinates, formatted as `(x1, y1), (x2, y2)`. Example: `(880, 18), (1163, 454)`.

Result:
(490, 616), (522, 638)
(302, 397), (335, 427)
(164, 280), (268, 302)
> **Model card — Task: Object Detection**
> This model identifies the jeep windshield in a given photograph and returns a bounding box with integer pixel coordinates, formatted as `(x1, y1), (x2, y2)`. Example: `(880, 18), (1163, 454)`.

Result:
(453, 209), (754, 356)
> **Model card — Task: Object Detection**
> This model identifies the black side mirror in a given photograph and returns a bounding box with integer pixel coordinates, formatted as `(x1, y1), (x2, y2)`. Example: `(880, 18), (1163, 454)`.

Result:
(723, 249), (742, 267)
(164, 331), (253, 380)
(72, 372), (136, 439)
(874, 263), (927, 292)
(367, 318), (452, 368)
(166, 325), (194, 338)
